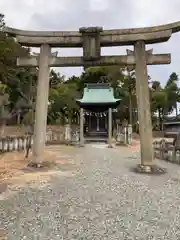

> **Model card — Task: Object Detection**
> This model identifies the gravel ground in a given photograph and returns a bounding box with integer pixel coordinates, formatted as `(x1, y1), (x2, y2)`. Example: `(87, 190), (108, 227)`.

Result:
(1, 143), (180, 239)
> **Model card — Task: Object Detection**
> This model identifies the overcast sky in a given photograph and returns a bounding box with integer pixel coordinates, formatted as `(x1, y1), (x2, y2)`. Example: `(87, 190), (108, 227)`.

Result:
(0, 0), (180, 86)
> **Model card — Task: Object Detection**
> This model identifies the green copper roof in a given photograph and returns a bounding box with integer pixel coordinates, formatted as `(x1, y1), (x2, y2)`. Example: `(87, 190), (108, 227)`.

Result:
(76, 83), (121, 104)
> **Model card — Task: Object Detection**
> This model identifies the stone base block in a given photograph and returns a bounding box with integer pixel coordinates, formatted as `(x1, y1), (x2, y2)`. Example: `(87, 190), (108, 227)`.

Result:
(78, 144), (84, 148)
(69, 142), (78, 146)
(27, 160), (54, 169)
(107, 145), (113, 148)
(116, 142), (128, 146)
(134, 164), (167, 175)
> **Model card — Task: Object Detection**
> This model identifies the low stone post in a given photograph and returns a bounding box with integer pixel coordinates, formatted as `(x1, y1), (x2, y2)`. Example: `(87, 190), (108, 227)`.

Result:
(160, 140), (164, 160)
(64, 124), (71, 144)
(124, 126), (127, 144)
(127, 124), (132, 145)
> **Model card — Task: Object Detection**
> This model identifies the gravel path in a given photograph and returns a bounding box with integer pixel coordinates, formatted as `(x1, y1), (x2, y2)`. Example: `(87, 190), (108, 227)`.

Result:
(1, 143), (180, 239)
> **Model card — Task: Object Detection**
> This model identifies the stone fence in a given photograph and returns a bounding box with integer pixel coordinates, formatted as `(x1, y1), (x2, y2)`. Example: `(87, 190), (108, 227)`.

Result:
(0, 124), (134, 154)
(0, 135), (32, 153)
(153, 139), (180, 164)
(0, 125), (80, 154)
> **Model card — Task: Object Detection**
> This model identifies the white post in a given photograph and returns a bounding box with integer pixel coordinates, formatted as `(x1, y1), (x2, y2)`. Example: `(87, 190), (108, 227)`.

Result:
(124, 126), (127, 144)
(97, 116), (99, 131)
(65, 124), (71, 143)
(128, 124), (132, 145)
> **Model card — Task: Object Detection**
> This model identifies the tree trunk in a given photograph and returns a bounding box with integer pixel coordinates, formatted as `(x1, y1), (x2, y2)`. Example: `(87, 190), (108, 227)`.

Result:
(161, 110), (164, 132)
(158, 108), (161, 130)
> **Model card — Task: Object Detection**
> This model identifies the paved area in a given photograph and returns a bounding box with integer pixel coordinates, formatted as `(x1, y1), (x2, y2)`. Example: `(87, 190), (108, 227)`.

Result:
(1, 143), (180, 239)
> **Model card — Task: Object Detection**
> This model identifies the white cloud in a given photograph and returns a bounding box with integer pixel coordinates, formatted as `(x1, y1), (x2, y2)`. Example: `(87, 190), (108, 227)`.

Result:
(0, 0), (180, 84)
(131, 0), (180, 27)
(89, 0), (109, 11)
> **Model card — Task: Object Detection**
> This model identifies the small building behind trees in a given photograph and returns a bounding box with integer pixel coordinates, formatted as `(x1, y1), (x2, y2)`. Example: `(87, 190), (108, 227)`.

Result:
(76, 83), (121, 142)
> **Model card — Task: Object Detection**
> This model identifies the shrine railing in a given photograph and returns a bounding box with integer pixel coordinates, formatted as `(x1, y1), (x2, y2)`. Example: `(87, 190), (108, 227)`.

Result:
(0, 127), (80, 154)
(0, 135), (32, 153)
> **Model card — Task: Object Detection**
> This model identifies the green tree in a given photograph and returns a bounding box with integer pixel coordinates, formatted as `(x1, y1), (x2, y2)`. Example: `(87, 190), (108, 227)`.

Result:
(0, 13), (5, 29)
(0, 13), (38, 125)
(0, 82), (10, 135)
(150, 81), (167, 130)
(49, 69), (64, 87)
(48, 82), (79, 124)
(165, 72), (179, 116)
(79, 67), (110, 91)
(120, 68), (136, 125)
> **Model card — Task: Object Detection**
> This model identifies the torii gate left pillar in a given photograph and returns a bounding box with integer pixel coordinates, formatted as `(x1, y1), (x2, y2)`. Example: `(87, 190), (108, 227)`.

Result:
(30, 44), (51, 167)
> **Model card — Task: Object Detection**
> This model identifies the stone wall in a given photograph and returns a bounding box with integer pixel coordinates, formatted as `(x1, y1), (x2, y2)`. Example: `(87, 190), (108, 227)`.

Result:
(0, 125), (79, 137)
(0, 124), (80, 153)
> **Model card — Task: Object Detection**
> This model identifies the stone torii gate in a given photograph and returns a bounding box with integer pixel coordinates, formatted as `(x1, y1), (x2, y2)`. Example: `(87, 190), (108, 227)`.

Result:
(3, 21), (180, 171)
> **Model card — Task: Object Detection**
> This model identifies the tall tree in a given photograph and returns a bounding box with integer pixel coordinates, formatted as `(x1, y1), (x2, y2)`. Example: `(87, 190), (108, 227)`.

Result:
(150, 81), (167, 130)
(0, 13), (37, 126)
(0, 82), (13, 135)
(49, 69), (64, 87)
(48, 82), (79, 124)
(0, 13), (5, 29)
(165, 72), (179, 116)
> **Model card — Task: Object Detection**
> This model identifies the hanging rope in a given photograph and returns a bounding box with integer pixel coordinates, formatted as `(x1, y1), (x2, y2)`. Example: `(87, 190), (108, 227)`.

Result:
(83, 111), (108, 117)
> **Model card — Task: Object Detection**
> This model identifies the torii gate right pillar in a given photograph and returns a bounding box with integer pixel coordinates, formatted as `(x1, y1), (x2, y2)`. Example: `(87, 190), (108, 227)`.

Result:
(134, 40), (154, 170)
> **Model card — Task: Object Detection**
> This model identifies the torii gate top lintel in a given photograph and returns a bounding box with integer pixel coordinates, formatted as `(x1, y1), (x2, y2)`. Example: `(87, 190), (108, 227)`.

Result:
(3, 21), (180, 47)
(3, 20), (180, 36)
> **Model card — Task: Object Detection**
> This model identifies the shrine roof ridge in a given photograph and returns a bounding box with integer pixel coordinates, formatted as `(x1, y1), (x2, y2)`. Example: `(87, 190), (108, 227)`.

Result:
(85, 83), (111, 89)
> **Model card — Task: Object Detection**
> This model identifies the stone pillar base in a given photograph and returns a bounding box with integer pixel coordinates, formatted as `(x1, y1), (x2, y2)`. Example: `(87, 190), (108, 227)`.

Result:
(134, 164), (166, 175)
(27, 160), (53, 169)
(108, 144), (113, 148)
(78, 144), (84, 148)
(116, 142), (128, 146)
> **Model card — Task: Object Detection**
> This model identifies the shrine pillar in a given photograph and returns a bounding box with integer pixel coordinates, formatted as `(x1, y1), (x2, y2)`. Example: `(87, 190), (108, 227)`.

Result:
(79, 107), (84, 146)
(134, 40), (154, 166)
(108, 107), (113, 148)
(31, 44), (51, 166)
